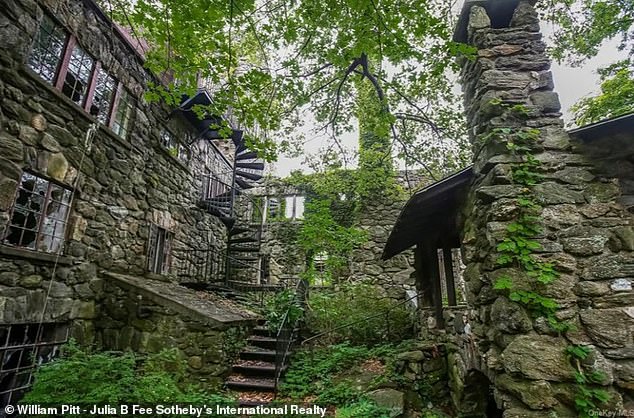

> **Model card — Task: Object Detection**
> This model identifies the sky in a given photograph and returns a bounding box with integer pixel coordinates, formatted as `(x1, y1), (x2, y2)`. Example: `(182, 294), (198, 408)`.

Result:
(269, 23), (624, 178)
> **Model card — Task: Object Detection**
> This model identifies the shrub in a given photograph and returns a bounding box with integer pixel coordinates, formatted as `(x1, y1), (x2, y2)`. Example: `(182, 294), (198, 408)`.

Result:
(307, 283), (415, 345)
(335, 400), (392, 418)
(21, 341), (234, 415)
(263, 289), (304, 332)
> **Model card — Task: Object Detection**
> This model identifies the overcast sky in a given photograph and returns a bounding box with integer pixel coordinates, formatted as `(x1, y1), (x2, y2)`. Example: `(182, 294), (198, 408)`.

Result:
(270, 22), (624, 177)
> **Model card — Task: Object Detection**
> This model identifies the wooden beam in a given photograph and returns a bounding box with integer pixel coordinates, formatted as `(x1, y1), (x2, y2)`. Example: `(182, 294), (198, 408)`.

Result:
(443, 247), (457, 306)
(422, 243), (444, 328)
(414, 245), (433, 307)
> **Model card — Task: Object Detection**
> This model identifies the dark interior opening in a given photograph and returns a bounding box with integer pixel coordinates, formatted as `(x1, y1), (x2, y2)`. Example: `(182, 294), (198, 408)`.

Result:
(462, 370), (503, 417)
(484, 0), (518, 29)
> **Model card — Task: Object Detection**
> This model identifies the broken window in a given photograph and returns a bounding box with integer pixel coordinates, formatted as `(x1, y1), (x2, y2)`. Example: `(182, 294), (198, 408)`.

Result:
(61, 43), (94, 105)
(27, 14), (134, 136)
(147, 224), (172, 275)
(266, 195), (305, 222)
(0, 323), (68, 406)
(3, 172), (72, 254)
(28, 15), (67, 83)
(160, 130), (190, 165)
(90, 68), (116, 123)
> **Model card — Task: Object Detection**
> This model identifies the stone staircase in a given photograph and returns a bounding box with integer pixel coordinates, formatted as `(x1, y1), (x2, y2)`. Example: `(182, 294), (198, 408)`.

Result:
(226, 319), (291, 405)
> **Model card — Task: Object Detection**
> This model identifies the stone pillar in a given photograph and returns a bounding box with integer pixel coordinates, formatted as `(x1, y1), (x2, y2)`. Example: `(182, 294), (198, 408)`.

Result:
(455, 0), (633, 416)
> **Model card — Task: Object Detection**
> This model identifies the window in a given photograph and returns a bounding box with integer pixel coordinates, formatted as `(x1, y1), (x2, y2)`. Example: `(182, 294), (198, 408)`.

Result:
(147, 224), (172, 274)
(267, 197), (281, 220)
(90, 67), (116, 123)
(0, 323), (68, 406)
(61, 44), (94, 105)
(27, 15), (135, 137)
(111, 88), (134, 138)
(266, 195), (305, 222)
(27, 16), (67, 83)
(312, 252), (329, 286)
(160, 130), (190, 164)
(3, 172), (72, 254)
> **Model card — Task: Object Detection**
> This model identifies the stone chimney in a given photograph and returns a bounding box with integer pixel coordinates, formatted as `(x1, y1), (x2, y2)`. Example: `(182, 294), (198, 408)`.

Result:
(454, 0), (633, 416)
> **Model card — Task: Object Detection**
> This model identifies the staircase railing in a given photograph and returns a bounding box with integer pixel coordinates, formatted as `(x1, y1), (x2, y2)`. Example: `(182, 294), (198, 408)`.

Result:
(173, 247), (226, 284)
(274, 278), (309, 389)
(173, 246), (288, 288)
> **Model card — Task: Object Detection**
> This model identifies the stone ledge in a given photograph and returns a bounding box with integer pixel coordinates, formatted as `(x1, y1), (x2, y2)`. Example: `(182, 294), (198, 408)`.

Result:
(102, 271), (260, 328)
(0, 245), (73, 265)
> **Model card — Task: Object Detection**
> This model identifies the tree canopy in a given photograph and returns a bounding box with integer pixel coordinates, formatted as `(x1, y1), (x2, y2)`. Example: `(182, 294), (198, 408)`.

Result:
(106, 0), (633, 167)
(542, 0), (634, 124)
(106, 0), (472, 174)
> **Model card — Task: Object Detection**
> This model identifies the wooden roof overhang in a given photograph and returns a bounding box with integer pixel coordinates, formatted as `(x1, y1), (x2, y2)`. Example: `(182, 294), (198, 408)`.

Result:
(382, 167), (474, 260)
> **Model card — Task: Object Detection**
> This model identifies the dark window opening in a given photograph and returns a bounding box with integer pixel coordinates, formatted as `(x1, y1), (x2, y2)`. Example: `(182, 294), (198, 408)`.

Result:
(0, 323), (68, 407)
(91, 68), (116, 123)
(484, 2), (517, 29)
(260, 255), (270, 284)
(160, 130), (190, 164)
(148, 224), (172, 275)
(3, 172), (72, 254)
(61, 44), (94, 105)
(27, 16), (67, 83)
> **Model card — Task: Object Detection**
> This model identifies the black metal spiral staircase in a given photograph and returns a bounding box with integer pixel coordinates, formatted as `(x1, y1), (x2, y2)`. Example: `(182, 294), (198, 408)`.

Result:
(174, 89), (267, 287)
(198, 129), (266, 286)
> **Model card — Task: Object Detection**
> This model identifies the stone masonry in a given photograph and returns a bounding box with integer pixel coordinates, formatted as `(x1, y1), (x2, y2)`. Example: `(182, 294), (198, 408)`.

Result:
(0, 0), (255, 395)
(455, 1), (634, 416)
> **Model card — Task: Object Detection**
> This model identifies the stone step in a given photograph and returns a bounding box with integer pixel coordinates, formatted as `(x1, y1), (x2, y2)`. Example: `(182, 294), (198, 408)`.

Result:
(239, 348), (276, 362)
(232, 364), (283, 377)
(253, 326), (274, 337)
(226, 375), (276, 392)
(247, 336), (278, 350)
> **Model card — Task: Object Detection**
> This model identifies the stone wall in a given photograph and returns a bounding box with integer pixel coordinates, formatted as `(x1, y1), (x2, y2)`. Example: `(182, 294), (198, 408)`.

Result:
(0, 3), (259, 405)
(97, 273), (256, 390)
(455, 1), (634, 416)
(260, 222), (305, 283)
(0, 0), (232, 342)
(351, 199), (416, 299)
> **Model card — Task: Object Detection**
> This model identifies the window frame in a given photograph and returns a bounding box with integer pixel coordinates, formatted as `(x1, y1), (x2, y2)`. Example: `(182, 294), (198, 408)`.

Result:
(147, 224), (173, 275)
(27, 13), (134, 138)
(2, 171), (73, 255)
(160, 129), (191, 166)
(0, 323), (69, 406)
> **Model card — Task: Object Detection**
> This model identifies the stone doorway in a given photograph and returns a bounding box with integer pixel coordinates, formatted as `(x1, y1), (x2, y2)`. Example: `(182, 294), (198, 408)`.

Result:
(460, 370), (502, 418)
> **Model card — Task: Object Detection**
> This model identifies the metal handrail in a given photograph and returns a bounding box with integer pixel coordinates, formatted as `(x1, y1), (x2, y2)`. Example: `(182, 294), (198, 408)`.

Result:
(274, 278), (309, 389)
(174, 246), (284, 287)
(200, 173), (264, 223)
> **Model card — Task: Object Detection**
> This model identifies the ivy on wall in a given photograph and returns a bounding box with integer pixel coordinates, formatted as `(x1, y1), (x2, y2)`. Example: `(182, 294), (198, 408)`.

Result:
(483, 101), (610, 415)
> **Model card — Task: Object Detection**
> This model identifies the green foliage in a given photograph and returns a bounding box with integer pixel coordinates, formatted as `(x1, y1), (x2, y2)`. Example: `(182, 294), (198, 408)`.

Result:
(572, 60), (634, 125)
(306, 284), (415, 345)
(566, 345), (592, 361)
(565, 345), (611, 417)
(487, 102), (565, 330)
(335, 399), (392, 418)
(279, 342), (407, 403)
(542, 0), (633, 124)
(298, 199), (367, 282)
(108, 0), (472, 163)
(263, 289), (305, 332)
(21, 341), (234, 413)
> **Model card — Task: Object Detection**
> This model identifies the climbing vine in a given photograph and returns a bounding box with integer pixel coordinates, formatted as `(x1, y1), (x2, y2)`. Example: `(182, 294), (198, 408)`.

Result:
(486, 101), (610, 412)
(487, 102), (562, 329)
(566, 345), (611, 417)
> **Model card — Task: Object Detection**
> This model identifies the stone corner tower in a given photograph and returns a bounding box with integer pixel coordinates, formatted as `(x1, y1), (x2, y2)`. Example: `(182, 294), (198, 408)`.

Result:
(453, 0), (634, 416)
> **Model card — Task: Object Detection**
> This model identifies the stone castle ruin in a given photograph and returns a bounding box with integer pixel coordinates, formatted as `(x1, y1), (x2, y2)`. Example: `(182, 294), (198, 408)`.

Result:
(0, 0), (631, 414)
